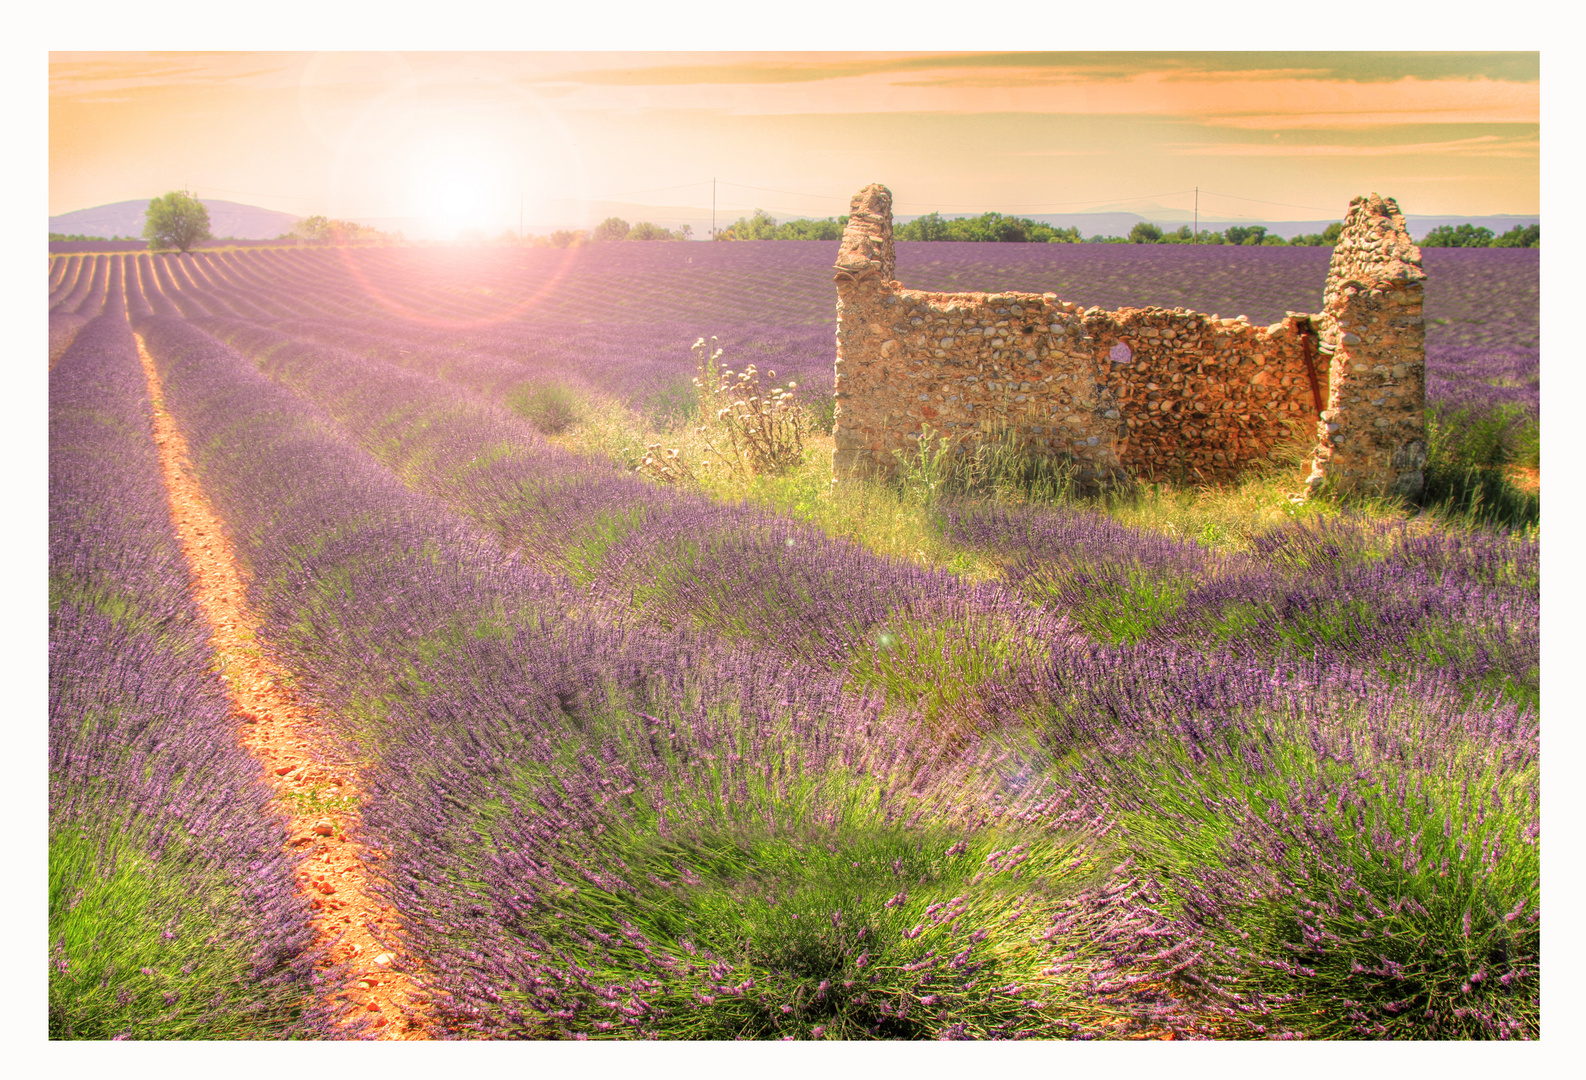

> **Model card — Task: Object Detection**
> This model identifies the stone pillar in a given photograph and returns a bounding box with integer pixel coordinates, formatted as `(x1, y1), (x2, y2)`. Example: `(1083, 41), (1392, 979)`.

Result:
(1307, 193), (1428, 499)
(832, 184), (896, 479)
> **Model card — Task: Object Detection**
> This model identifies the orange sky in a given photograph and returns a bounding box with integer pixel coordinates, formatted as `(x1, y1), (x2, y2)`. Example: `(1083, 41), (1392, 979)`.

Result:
(49, 49), (1540, 237)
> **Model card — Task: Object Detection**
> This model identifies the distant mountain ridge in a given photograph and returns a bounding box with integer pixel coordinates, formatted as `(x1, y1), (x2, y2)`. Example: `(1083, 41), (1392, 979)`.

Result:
(49, 197), (1540, 244)
(49, 199), (302, 240)
(894, 211), (1540, 243)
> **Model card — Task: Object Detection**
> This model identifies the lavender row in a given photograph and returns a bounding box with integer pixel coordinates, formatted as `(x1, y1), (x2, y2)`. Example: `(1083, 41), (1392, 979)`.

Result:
(978, 645), (1540, 1038)
(174, 247), (835, 417)
(131, 313), (1197, 1037)
(198, 310), (1539, 717)
(188, 308), (1541, 1035)
(240, 242), (1537, 359)
(941, 505), (1539, 707)
(49, 312), (331, 1039)
(178, 241), (1536, 426)
(193, 314), (1049, 675)
(129, 262), (1544, 1036)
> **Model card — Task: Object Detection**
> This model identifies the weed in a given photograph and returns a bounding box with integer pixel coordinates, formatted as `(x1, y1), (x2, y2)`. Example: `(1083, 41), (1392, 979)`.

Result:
(506, 380), (581, 435)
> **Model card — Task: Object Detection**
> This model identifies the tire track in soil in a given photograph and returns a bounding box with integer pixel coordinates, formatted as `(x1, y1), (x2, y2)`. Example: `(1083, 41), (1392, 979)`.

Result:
(134, 331), (432, 1040)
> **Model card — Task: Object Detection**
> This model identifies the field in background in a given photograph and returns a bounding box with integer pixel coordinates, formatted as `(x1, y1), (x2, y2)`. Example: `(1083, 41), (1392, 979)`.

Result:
(50, 240), (1541, 1040)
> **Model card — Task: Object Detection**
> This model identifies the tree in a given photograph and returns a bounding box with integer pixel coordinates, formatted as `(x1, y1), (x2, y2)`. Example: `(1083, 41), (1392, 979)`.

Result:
(1493, 223), (1539, 248)
(1128, 222), (1164, 244)
(718, 209), (779, 240)
(143, 190), (212, 253)
(897, 211), (949, 241)
(1420, 223), (1495, 248)
(592, 216), (630, 242)
(1224, 225), (1267, 246)
(629, 221), (676, 241)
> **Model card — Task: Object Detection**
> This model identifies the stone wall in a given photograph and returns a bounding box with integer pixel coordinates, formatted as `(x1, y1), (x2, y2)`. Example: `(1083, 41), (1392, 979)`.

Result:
(1308, 194), (1428, 497)
(831, 184), (1425, 498)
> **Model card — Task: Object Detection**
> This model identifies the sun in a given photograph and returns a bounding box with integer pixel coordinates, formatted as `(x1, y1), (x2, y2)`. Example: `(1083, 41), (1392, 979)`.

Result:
(424, 160), (490, 225)
(403, 132), (512, 236)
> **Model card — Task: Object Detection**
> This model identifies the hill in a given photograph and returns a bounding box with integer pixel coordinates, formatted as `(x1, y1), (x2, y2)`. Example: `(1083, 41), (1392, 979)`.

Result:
(49, 198), (301, 240)
(895, 209), (1540, 243)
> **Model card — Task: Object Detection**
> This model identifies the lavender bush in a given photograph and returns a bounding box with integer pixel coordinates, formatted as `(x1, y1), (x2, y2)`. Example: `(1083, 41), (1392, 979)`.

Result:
(50, 312), (331, 1039)
(129, 313), (1197, 1038)
(80, 241), (1542, 1039)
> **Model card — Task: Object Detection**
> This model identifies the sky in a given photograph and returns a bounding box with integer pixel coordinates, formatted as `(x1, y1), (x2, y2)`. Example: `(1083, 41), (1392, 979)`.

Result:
(49, 47), (1540, 240)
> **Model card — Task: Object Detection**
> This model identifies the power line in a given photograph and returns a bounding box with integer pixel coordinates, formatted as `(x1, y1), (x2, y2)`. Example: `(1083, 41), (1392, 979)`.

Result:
(717, 181), (848, 202)
(590, 180), (715, 200)
(1194, 188), (1346, 215)
(895, 189), (1200, 213)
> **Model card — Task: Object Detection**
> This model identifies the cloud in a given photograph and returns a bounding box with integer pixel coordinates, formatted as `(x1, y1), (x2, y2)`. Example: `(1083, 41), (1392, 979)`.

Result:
(1171, 135), (1539, 158)
(541, 52), (1538, 88)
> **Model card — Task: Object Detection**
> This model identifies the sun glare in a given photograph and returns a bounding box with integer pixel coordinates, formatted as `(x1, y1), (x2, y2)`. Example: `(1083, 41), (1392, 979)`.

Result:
(394, 125), (534, 238)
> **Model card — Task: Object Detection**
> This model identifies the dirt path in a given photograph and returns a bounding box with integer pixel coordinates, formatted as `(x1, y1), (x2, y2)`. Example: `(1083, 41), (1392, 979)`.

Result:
(134, 332), (432, 1040)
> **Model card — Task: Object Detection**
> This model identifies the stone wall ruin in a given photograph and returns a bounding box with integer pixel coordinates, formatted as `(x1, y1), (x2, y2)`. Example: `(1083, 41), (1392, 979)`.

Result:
(831, 184), (1427, 498)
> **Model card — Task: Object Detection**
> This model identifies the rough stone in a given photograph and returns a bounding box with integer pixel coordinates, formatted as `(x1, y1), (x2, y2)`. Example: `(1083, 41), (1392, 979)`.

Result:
(831, 184), (1425, 496)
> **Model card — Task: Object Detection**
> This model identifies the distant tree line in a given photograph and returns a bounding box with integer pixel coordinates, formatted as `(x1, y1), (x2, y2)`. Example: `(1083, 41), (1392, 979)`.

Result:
(1419, 222), (1539, 248)
(896, 212), (1082, 243)
(49, 232), (141, 242)
(592, 216), (693, 242)
(714, 209), (849, 241)
(280, 215), (403, 243)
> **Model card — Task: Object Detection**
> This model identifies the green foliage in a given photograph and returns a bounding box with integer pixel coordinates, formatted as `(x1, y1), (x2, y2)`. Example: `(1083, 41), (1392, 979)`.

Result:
(289, 215), (397, 244)
(717, 208), (780, 240)
(1128, 222), (1164, 244)
(1102, 707), (1539, 1039)
(1421, 223), (1496, 248)
(890, 424), (1080, 508)
(51, 233), (139, 242)
(49, 827), (310, 1039)
(1289, 222), (1344, 246)
(896, 212), (1080, 244)
(1492, 223), (1539, 248)
(898, 211), (947, 241)
(454, 697), (1137, 1041)
(715, 211), (847, 241)
(681, 337), (812, 480)
(1223, 225), (1267, 246)
(630, 220), (690, 241)
(1419, 405), (1539, 530)
(506, 380), (582, 435)
(592, 216), (631, 242)
(539, 229), (585, 248)
(143, 191), (212, 253)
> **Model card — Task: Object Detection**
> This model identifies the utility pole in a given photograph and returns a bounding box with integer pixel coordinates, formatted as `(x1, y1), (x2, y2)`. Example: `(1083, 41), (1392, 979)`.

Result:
(1193, 187), (1198, 244)
(712, 177), (716, 240)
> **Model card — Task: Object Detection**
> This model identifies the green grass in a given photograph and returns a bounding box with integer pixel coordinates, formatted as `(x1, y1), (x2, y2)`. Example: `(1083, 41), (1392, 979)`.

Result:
(1097, 704), (1540, 1039)
(506, 380), (582, 435)
(49, 824), (313, 1040)
(1420, 405), (1540, 531)
(425, 687), (1157, 1040)
(550, 388), (1427, 583)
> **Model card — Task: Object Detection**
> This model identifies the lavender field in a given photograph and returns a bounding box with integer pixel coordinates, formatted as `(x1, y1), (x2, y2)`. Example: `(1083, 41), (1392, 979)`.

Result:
(49, 241), (1540, 1040)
